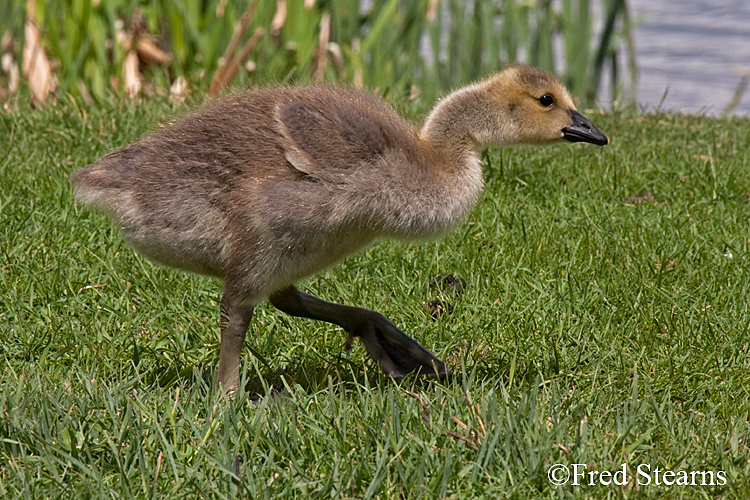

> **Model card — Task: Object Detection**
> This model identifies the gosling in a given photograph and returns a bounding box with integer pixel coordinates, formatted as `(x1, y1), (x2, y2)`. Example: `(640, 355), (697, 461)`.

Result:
(71, 64), (608, 393)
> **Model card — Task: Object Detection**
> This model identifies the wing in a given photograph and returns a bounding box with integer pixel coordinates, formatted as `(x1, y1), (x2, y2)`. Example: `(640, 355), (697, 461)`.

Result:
(275, 90), (410, 181)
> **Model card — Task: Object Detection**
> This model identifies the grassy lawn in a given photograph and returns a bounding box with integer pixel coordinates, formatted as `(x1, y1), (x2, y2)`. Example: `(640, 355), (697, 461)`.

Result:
(2, 94), (750, 498)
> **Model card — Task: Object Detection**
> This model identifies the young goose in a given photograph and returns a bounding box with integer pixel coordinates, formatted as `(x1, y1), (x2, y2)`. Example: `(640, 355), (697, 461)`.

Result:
(71, 64), (607, 393)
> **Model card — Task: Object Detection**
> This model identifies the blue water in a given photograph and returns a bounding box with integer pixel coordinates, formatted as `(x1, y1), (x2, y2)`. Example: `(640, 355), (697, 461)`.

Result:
(627, 0), (750, 116)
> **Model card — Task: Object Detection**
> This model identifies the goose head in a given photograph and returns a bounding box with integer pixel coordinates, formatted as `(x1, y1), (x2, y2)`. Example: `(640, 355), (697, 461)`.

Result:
(421, 64), (608, 150)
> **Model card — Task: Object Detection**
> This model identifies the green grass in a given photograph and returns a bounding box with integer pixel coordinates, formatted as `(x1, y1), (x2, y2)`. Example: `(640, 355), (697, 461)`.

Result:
(2, 94), (750, 499)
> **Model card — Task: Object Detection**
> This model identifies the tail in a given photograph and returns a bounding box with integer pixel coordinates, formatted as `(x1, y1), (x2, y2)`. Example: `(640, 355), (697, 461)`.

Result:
(70, 147), (142, 211)
(70, 164), (124, 209)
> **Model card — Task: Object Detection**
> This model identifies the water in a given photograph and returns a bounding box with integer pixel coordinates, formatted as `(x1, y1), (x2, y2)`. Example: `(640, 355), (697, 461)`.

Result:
(627, 0), (750, 116)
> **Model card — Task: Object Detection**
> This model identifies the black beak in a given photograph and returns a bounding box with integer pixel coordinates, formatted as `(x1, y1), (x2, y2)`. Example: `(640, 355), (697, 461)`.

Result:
(562, 110), (608, 146)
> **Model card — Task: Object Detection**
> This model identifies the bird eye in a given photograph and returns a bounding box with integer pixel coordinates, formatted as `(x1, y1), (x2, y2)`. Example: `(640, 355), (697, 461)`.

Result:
(539, 94), (555, 107)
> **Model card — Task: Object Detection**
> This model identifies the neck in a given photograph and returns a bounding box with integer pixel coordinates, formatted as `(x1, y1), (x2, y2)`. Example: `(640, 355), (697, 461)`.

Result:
(419, 83), (492, 156)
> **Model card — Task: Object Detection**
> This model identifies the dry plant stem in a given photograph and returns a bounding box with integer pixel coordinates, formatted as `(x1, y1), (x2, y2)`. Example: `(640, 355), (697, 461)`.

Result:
(209, 0), (261, 96)
(123, 51), (141, 98)
(136, 38), (171, 66)
(22, 0), (55, 103)
(313, 12), (331, 82)
(209, 27), (264, 97)
(270, 0), (287, 37)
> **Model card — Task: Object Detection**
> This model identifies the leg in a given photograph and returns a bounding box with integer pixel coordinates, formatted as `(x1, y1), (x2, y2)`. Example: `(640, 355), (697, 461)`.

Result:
(269, 285), (446, 377)
(216, 295), (254, 393)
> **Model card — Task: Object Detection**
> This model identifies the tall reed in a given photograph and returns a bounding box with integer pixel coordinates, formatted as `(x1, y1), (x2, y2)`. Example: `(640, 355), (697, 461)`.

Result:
(0, 0), (634, 108)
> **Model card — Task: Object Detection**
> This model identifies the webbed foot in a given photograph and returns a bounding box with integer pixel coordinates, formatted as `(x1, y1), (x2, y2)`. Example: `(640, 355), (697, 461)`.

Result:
(345, 312), (447, 377)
